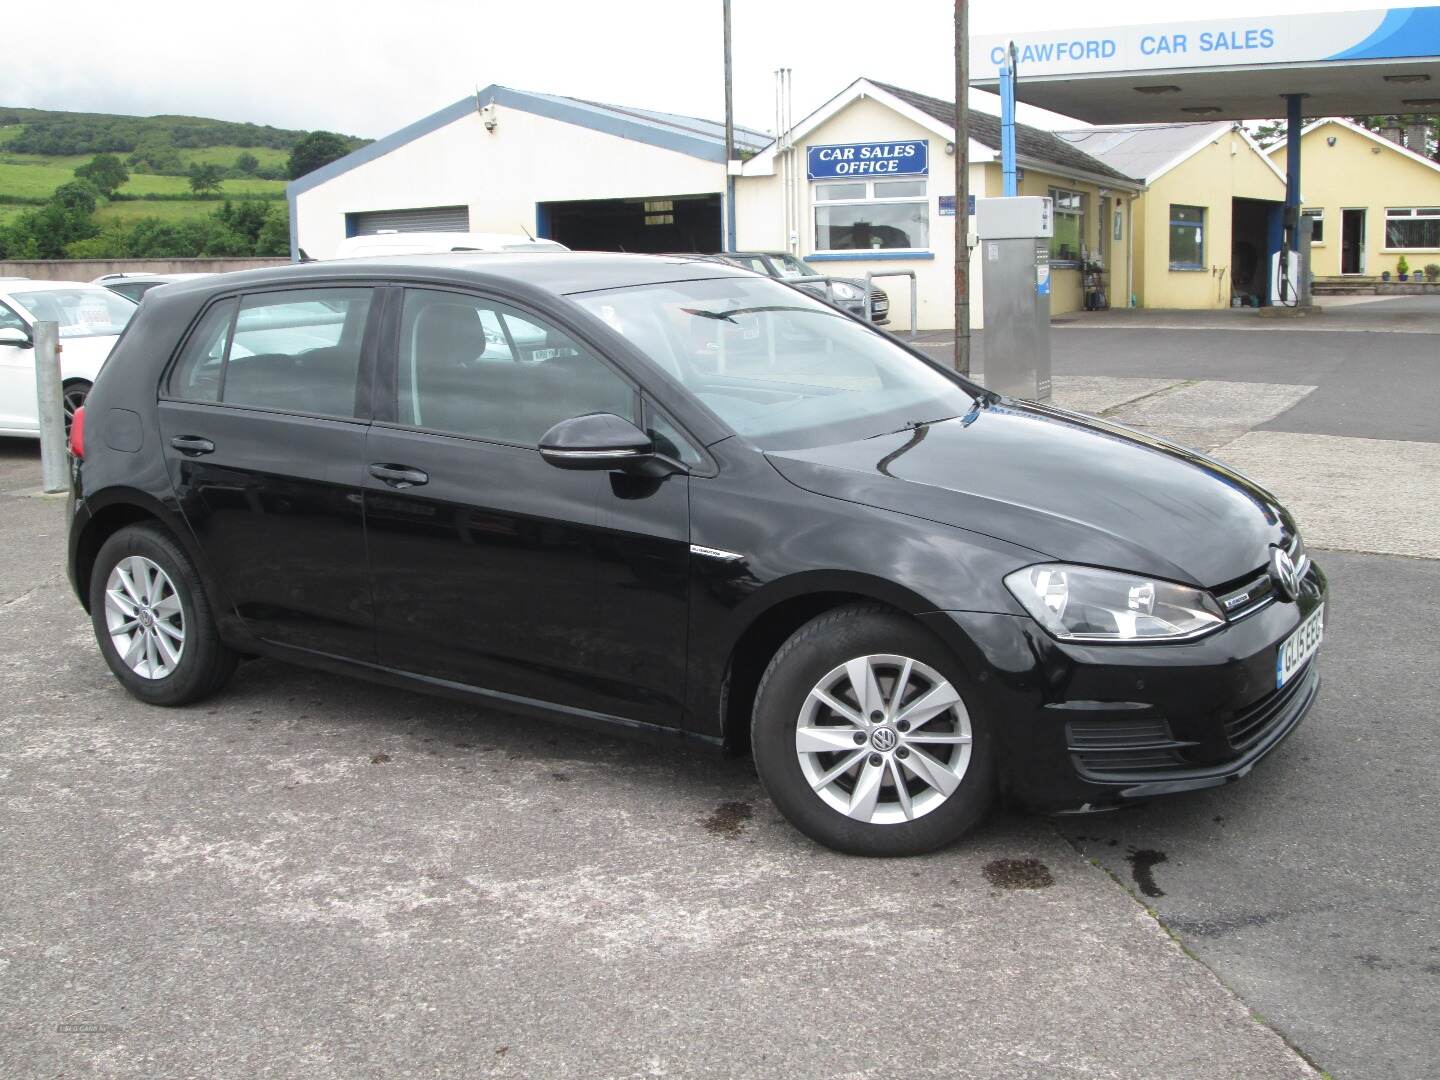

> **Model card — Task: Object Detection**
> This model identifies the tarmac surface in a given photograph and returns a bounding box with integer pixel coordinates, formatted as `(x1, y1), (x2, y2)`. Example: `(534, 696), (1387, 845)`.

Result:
(4, 295), (1438, 1078)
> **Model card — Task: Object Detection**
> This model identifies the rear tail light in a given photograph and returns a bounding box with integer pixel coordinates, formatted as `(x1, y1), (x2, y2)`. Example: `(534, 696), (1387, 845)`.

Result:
(68, 406), (85, 460)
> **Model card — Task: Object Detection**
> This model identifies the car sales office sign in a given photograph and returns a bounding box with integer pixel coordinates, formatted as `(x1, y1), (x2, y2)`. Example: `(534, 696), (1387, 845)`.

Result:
(807, 140), (928, 180)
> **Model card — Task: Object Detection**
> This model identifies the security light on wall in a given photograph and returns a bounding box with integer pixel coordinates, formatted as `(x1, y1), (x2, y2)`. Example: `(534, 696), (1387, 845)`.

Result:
(1328, 136), (1338, 146)
(945, 142), (955, 155)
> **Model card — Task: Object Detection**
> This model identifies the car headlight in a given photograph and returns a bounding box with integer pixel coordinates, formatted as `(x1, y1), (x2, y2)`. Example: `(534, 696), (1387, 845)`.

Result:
(1004, 564), (1225, 643)
(829, 282), (864, 301)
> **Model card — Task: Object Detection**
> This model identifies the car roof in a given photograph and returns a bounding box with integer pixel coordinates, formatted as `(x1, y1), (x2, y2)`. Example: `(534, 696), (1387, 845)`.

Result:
(96, 272), (212, 283)
(158, 251), (757, 299)
(1, 279), (117, 293)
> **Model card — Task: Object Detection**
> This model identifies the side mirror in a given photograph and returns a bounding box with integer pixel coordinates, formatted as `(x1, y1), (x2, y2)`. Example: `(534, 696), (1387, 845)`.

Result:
(0, 327), (32, 349)
(539, 413), (656, 471)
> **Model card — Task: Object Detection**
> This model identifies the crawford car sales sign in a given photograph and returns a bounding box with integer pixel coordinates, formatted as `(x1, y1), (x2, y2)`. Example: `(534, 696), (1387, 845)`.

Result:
(807, 140), (929, 179)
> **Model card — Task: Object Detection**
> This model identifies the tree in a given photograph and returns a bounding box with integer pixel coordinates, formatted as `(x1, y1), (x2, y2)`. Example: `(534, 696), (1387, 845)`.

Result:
(188, 163), (225, 195)
(255, 204), (291, 256)
(52, 179), (101, 216)
(74, 153), (129, 196)
(287, 131), (351, 180)
(234, 151), (260, 175)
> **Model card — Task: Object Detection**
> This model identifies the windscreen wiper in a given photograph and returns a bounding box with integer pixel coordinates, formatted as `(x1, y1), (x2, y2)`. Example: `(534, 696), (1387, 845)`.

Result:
(681, 305), (831, 323)
(867, 415), (959, 439)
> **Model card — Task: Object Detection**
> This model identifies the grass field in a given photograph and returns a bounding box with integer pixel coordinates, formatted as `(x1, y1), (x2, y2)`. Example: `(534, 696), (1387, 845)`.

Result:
(180, 145), (289, 171)
(0, 125), (289, 210)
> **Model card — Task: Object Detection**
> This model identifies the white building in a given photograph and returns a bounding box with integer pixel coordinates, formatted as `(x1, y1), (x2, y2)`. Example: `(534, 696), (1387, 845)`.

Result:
(289, 85), (769, 263)
(290, 80), (1141, 329)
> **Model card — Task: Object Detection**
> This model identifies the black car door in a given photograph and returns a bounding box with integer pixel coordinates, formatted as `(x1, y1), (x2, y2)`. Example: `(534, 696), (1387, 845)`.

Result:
(362, 286), (691, 728)
(158, 285), (379, 659)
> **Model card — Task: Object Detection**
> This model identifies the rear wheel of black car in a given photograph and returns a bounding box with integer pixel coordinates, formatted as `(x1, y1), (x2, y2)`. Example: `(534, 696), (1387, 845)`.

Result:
(751, 604), (995, 856)
(89, 524), (237, 706)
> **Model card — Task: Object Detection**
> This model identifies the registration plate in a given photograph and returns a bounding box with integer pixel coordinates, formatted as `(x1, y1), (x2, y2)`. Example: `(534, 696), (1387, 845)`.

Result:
(1276, 604), (1324, 689)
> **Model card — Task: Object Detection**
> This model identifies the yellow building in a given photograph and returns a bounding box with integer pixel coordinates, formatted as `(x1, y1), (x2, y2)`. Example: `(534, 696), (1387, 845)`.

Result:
(1266, 117), (1440, 281)
(736, 80), (1144, 328)
(1057, 123), (1290, 308)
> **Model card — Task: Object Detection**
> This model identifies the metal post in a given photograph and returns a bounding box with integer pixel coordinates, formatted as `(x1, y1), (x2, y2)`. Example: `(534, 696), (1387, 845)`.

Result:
(865, 270), (918, 338)
(33, 320), (66, 493)
(954, 0), (971, 374)
(1283, 92), (1306, 307)
(722, 0), (737, 252)
(1000, 45), (1018, 197)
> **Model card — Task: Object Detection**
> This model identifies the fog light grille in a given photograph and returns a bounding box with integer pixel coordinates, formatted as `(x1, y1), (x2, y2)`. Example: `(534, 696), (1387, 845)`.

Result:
(1067, 719), (1193, 778)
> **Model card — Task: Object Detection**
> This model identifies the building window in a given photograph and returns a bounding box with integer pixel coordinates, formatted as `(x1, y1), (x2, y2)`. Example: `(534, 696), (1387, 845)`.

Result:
(813, 178), (928, 251)
(1048, 187), (1086, 263)
(1384, 207), (1440, 250)
(1302, 208), (1325, 244)
(1169, 205), (1206, 270)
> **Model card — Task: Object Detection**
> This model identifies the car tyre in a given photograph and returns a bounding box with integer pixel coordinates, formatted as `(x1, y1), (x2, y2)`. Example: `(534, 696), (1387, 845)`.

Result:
(89, 524), (237, 706)
(752, 603), (994, 856)
(62, 380), (90, 436)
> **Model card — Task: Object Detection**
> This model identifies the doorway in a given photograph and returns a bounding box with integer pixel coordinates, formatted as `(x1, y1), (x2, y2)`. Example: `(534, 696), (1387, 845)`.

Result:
(1231, 197), (1279, 305)
(538, 193), (722, 253)
(1341, 209), (1367, 275)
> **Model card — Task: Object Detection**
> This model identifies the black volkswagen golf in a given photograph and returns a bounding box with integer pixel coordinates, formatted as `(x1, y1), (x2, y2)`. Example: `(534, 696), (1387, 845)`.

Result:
(66, 254), (1326, 856)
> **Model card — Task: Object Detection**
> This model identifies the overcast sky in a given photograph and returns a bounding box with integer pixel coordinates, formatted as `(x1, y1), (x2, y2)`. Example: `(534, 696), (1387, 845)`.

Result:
(1, 0), (1377, 138)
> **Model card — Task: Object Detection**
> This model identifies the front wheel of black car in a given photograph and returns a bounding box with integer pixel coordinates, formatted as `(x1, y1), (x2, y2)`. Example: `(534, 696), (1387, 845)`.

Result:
(89, 524), (238, 706)
(751, 604), (995, 856)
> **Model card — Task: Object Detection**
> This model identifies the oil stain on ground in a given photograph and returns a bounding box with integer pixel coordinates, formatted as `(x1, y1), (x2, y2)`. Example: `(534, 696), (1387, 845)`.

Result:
(1127, 848), (1168, 898)
(701, 801), (753, 837)
(983, 858), (1055, 890)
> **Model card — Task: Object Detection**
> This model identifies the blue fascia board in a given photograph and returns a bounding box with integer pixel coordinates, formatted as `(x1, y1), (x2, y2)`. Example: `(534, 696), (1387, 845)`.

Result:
(507, 89), (729, 162)
(806, 251), (936, 262)
(285, 84), (734, 224)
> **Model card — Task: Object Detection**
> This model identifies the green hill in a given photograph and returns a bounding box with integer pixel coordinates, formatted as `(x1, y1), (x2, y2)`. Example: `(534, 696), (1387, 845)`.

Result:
(0, 106), (368, 258)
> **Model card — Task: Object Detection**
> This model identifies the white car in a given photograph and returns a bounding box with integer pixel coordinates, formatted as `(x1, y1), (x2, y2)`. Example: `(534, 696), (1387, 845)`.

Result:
(0, 280), (137, 437)
(93, 272), (213, 303)
(330, 231), (568, 259)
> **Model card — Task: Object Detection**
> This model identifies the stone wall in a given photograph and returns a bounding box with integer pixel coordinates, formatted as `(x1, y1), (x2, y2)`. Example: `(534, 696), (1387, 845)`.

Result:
(0, 257), (290, 282)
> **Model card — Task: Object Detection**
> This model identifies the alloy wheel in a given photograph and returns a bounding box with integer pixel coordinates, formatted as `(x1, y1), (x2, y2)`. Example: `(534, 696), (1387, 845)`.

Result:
(62, 384), (88, 434)
(104, 555), (185, 680)
(795, 653), (973, 825)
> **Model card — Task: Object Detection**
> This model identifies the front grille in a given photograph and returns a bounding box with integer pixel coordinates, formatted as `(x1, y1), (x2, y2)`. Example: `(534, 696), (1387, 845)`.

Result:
(1067, 718), (1195, 778)
(1214, 532), (1311, 623)
(1225, 664), (1314, 751)
(1216, 570), (1275, 620)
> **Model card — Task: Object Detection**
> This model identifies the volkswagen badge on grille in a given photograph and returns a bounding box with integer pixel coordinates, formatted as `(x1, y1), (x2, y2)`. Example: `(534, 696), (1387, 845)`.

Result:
(1270, 546), (1302, 601)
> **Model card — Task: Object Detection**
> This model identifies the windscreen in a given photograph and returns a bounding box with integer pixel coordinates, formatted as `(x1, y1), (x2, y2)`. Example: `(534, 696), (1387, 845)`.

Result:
(572, 276), (978, 451)
(770, 253), (819, 280)
(11, 286), (136, 339)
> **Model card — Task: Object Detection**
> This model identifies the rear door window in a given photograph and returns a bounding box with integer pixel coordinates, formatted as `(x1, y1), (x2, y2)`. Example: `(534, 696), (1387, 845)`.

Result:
(168, 288), (373, 418)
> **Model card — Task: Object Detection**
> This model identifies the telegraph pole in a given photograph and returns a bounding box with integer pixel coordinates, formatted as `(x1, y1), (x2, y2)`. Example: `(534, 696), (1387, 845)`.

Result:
(954, 0), (971, 374)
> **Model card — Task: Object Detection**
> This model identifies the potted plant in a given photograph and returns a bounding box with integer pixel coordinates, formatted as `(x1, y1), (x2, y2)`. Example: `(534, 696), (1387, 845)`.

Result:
(1397, 255), (1410, 282)
(1425, 263), (1440, 284)
(1382, 270), (1392, 282)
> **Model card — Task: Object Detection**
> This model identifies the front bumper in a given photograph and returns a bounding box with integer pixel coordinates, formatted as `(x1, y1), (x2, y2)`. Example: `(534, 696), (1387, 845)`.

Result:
(919, 562), (1327, 812)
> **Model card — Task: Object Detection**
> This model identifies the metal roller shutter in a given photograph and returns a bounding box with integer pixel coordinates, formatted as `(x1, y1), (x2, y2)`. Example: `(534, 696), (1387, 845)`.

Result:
(350, 206), (470, 235)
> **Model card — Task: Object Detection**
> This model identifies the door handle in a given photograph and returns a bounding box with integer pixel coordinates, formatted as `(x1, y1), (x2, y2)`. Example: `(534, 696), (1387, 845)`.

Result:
(170, 435), (215, 456)
(369, 463), (429, 488)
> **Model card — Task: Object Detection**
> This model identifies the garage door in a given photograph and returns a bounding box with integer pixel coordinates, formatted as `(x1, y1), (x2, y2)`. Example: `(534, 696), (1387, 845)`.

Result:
(348, 206), (470, 235)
